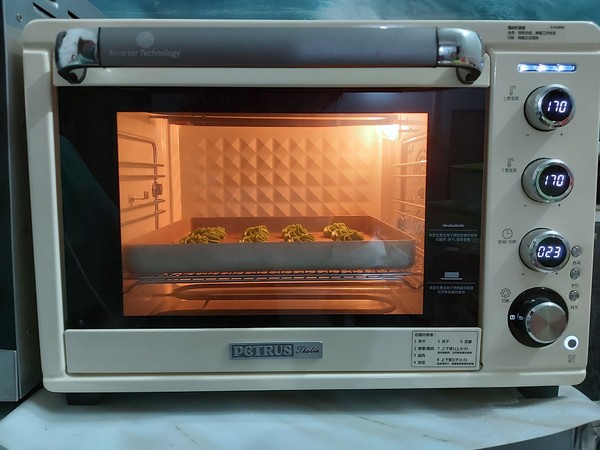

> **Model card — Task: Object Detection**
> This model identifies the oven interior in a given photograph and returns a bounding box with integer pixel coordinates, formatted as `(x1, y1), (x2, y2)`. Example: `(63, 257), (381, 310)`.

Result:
(118, 112), (427, 317)
(57, 88), (485, 328)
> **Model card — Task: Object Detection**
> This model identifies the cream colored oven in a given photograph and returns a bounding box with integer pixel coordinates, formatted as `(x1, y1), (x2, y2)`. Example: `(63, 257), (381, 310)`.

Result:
(22, 19), (600, 399)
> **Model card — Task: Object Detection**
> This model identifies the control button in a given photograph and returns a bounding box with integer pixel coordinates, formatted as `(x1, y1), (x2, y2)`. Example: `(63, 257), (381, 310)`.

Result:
(520, 229), (570, 273)
(564, 335), (579, 351)
(524, 84), (575, 131)
(508, 288), (568, 347)
(521, 159), (573, 203)
(568, 290), (579, 301)
(571, 246), (583, 258)
(570, 268), (581, 280)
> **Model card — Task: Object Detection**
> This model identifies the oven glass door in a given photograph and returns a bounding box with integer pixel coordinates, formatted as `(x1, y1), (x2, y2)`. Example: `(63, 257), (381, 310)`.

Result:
(57, 87), (486, 329)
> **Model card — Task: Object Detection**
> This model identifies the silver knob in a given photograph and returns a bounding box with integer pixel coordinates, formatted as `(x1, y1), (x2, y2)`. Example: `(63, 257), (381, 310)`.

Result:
(508, 288), (569, 347)
(524, 84), (575, 131)
(520, 229), (570, 273)
(525, 301), (568, 344)
(522, 158), (573, 203)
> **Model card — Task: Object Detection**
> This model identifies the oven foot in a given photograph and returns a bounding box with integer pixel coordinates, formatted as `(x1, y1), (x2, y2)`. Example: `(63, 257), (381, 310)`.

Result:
(66, 393), (103, 406)
(517, 386), (559, 398)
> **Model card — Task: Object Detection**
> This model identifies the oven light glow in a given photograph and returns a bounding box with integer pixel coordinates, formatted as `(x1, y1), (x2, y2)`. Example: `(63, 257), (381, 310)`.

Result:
(377, 124), (403, 141)
(517, 63), (577, 73)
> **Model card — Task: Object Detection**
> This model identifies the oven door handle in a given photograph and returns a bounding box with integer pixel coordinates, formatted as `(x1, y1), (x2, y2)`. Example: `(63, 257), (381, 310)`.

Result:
(55, 25), (484, 85)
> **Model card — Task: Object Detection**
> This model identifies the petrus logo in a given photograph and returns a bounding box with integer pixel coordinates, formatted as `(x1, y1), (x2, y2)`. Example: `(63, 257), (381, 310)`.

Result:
(230, 342), (323, 359)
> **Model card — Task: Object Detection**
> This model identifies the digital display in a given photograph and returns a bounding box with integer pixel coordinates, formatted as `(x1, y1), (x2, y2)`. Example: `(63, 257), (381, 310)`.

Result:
(539, 165), (571, 197)
(535, 236), (568, 268)
(541, 89), (574, 122)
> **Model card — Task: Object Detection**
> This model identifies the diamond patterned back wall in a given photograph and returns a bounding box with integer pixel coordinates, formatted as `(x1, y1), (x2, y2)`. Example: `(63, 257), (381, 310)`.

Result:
(178, 126), (382, 218)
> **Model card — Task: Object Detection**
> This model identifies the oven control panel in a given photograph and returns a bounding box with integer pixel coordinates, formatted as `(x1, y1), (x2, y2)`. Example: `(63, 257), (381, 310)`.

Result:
(512, 85), (576, 347)
(482, 51), (599, 367)
(508, 85), (576, 348)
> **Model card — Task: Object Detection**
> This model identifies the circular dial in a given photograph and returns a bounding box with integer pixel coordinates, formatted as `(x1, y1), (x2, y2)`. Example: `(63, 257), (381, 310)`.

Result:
(508, 288), (568, 347)
(524, 84), (575, 131)
(519, 229), (570, 272)
(522, 158), (573, 202)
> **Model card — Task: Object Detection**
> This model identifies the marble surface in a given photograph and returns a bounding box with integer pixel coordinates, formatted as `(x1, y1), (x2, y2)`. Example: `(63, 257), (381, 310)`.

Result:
(1, 386), (599, 449)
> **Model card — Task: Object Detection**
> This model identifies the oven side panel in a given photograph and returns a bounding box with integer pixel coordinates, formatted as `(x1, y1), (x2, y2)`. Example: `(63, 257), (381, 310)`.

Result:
(22, 45), (68, 384)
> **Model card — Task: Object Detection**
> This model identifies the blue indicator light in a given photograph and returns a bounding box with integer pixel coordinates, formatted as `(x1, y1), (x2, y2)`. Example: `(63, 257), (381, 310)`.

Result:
(518, 63), (577, 73)
(557, 64), (577, 72)
(518, 63), (539, 72)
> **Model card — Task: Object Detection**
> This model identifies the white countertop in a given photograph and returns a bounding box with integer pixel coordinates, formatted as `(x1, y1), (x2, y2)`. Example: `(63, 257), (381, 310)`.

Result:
(1, 386), (599, 449)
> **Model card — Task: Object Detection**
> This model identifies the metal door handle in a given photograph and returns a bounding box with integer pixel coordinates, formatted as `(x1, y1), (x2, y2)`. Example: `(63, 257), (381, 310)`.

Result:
(56, 25), (484, 84)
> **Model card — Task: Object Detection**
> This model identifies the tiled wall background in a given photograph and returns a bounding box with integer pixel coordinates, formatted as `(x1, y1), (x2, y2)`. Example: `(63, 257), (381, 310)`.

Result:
(88, 0), (600, 23)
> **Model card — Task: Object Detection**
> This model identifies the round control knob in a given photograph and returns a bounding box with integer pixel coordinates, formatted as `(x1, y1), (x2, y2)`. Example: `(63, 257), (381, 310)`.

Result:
(520, 228), (570, 272)
(522, 158), (573, 202)
(508, 288), (568, 347)
(524, 84), (575, 131)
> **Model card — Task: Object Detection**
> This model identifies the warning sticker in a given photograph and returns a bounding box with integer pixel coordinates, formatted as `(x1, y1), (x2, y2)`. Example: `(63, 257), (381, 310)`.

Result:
(506, 24), (566, 43)
(411, 330), (480, 368)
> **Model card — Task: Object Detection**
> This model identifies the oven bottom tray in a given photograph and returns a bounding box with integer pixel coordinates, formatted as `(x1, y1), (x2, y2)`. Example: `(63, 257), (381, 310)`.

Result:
(123, 280), (424, 316)
(123, 216), (415, 274)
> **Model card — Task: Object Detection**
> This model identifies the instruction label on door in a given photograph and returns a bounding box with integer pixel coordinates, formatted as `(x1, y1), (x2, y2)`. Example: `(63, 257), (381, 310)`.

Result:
(411, 330), (480, 369)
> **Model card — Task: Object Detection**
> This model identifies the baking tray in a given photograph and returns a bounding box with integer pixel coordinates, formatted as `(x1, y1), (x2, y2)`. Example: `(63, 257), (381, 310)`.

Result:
(122, 216), (415, 274)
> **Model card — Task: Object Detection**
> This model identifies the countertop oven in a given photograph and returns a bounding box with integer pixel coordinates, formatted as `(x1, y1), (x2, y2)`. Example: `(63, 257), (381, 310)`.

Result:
(21, 19), (600, 398)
